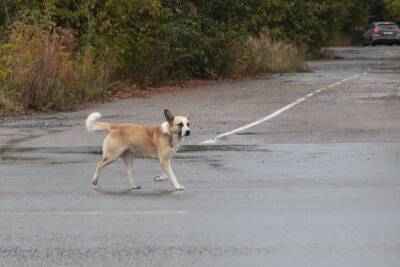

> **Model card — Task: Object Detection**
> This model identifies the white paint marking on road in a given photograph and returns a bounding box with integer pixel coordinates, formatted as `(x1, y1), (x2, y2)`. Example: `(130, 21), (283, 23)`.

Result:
(202, 74), (361, 144)
(2, 211), (187, 216)
(306, 92), (315, 98)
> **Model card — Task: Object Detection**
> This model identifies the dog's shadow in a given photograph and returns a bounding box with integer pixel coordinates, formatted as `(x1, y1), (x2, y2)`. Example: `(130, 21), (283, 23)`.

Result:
(94, 187), (176, 197)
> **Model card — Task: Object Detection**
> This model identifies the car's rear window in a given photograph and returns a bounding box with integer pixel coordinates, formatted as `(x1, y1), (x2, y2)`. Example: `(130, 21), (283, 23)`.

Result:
(377, 23), (399, 30)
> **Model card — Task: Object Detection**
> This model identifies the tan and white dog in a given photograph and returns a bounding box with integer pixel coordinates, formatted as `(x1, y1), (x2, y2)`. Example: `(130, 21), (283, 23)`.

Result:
(86, 109), (190, 191)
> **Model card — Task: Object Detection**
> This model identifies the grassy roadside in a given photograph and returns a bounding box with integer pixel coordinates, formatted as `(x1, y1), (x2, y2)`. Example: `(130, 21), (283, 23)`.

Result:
(0, 18), (310, 117)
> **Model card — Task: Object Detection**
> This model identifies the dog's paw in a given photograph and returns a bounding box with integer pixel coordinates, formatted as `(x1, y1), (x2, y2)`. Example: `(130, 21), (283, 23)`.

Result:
(154, 175), (168, 182)
(174, 185), (185, 191)
(129, 185), (141, 190)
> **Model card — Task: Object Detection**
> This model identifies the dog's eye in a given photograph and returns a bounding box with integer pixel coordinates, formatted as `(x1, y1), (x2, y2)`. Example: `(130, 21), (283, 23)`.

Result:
(178, 123), (183, 127)
(187, 123), (190, 127)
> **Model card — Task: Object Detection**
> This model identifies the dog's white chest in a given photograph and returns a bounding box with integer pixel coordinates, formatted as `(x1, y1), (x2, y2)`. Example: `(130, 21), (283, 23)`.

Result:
(170, 136), (183, 153)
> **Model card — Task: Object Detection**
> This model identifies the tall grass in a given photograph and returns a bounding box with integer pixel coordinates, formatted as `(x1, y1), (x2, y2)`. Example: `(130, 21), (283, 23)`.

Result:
(240, 33), (309, 75)
(0, 15), (114, 113)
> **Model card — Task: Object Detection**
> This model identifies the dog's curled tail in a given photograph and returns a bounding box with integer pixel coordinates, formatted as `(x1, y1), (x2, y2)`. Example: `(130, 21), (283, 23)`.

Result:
(86, 112), (110, 132)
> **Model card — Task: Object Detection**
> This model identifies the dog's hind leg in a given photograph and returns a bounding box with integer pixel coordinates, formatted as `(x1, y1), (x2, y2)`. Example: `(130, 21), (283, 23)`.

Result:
(92, 156), (115, 185)
(121, 150), (141, 189)
(92, 137), (126, 186)
(159, 159), (185, 191)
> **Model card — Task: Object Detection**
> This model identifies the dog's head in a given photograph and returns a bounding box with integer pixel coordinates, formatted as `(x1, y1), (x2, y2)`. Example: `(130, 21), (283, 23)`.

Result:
(163, 109), (191, 137)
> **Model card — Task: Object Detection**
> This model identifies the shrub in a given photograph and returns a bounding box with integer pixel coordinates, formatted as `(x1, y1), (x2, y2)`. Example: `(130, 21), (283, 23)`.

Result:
(0, 15), (114, 112)
(0, 2), (313, 115)
(240, 32), (309, 76)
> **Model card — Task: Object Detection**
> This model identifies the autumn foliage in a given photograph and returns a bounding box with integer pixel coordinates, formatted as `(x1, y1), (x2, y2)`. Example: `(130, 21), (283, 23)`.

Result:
(0, 1), (398, 113)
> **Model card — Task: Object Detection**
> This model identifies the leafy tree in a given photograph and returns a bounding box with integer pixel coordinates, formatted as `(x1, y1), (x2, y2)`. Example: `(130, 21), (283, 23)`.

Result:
(385, 0), (400, 22)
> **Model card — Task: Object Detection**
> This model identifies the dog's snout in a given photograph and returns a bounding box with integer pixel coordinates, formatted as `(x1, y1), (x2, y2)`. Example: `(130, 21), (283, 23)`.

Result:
(185, 130), (191, 136)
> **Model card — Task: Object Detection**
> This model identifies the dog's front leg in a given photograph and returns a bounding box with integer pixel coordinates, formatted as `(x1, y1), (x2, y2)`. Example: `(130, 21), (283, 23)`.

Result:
(160, 159), (185, 190)
(154, 173), (168, 182)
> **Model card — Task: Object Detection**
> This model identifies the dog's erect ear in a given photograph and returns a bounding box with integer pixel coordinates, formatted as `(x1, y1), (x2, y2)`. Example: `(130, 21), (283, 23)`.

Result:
(164, 109), (174, 124)
(187, 112), (192, 121)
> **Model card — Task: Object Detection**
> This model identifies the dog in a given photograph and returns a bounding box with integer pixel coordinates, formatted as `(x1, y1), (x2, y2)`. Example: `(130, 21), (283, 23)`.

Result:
(86, 109), (190, 191)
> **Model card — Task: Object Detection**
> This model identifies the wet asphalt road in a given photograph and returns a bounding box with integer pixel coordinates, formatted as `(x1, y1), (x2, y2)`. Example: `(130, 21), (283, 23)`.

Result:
(1, 46), (400, 266)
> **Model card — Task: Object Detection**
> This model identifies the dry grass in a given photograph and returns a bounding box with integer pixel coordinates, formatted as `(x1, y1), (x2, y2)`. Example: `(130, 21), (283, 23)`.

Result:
(0, 16), (114, 113)
(239, 33), (310, 75)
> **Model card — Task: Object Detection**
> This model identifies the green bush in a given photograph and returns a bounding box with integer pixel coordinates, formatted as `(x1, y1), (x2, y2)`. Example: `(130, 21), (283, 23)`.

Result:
(2, 0), (396, 114)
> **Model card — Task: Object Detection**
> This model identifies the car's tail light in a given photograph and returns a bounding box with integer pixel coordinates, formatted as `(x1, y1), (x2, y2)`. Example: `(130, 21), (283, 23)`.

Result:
(372, 28), (380, 33)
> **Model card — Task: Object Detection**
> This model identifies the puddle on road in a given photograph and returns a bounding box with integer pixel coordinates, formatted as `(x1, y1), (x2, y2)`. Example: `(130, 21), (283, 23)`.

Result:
(369, 95), (400, 100)
(1, 156), (45, 162)
(179, 145), (269, 153)
(236, 132), (261, 136)
(0, 129), (65, 155)
(0, 135), (44, 154)
(0, 144), (269, 169)
(0, 144), (270, 155)
(359, 92), (400, 101)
